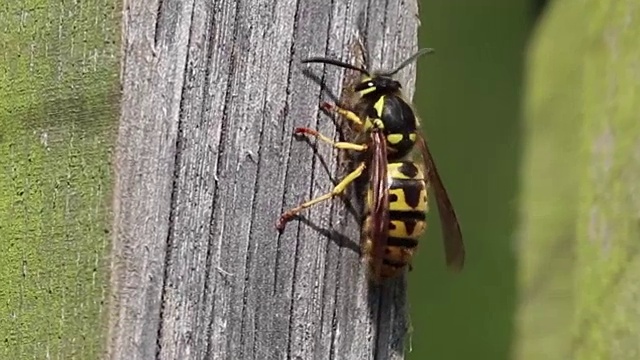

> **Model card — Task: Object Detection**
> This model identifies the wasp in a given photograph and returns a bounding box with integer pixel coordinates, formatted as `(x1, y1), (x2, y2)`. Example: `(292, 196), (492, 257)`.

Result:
(276, 48), (465, 280)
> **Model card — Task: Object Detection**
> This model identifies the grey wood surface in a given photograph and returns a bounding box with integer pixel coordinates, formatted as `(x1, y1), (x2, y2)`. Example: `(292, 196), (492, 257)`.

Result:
(109, 0), (420, 359)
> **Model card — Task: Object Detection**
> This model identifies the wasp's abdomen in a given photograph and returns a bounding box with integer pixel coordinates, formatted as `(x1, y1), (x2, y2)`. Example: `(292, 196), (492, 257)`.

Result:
(363, 161), (428, 279)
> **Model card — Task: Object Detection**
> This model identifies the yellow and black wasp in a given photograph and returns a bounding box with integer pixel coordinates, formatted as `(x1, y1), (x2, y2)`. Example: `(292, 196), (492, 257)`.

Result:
(276, 48), (465, 280)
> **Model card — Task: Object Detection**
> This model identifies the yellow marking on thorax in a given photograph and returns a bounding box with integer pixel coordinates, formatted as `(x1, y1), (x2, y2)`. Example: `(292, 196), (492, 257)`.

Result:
(373, 96), (385, 118)
(364, 117), (384, 131)
(387, 134), (403, 144)
(409, 133), (417, 142)
(364, 118), (373, 130)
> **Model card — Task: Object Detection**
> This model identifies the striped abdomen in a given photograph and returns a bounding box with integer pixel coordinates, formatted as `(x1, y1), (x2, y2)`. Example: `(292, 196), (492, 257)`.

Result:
(363, 161), (428, 279)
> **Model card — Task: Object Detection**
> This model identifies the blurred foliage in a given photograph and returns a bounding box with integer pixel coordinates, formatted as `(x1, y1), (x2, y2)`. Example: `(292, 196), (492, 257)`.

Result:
(569, 1), (640, 358)
(410, 0), (640, 359)
(514, 1), (584, 358)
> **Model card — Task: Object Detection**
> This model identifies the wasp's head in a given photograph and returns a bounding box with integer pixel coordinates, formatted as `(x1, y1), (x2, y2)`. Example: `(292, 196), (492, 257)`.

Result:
(354, 75), (402, 97)
(301, 47), (434, 97)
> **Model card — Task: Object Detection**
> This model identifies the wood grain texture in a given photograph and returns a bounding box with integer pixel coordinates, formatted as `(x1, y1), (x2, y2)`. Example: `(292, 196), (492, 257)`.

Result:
(109, 0), (421, 359)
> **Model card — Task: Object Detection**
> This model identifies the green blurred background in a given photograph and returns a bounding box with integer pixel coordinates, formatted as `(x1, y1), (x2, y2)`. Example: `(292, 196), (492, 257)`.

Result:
(409, 1), (531, 359)
(409, 0), (640, 359)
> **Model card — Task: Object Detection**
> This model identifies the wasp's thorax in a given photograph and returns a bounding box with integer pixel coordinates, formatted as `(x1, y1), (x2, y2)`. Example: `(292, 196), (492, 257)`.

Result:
(355, 75), (417, 160)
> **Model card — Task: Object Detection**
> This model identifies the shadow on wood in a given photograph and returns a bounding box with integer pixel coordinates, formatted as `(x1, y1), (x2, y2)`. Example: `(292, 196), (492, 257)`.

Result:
(108, 0), (421, 359)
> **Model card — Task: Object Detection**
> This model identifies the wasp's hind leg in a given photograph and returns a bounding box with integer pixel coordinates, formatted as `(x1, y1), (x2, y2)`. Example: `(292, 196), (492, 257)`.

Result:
(276, 162), (366, 231)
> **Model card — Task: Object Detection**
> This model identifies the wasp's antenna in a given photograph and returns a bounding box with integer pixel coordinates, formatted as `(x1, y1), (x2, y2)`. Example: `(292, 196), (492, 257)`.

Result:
(382, 48), (435, 76)
(301, 57), (370, 76)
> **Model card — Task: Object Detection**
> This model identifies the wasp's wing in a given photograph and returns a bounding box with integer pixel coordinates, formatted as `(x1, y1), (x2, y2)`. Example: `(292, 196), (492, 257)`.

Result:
(369, 129), (389, 279)
(416, 134), (465, 271)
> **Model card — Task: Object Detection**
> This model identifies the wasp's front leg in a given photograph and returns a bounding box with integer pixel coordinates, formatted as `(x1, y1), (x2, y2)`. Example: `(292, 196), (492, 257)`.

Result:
(320, 102), (364, 132)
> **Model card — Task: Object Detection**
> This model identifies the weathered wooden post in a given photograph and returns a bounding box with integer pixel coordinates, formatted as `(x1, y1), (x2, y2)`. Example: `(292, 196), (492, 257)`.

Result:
(109, 1), (421, 358)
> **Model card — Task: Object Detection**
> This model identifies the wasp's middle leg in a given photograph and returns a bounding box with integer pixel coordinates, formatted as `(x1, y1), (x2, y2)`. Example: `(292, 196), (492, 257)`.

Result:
(294, 127), (367, 152)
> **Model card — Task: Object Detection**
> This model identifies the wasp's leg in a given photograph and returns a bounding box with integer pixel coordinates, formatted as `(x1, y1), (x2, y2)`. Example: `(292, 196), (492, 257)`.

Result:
(276, 162), (366, 230)
(294, 127), (367, 151)
(320, 101), (364, 130)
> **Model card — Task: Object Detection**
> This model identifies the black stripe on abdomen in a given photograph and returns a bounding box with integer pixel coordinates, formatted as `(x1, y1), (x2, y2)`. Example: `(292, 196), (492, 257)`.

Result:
(389, 210), (425, 221)
(387, 236), (419, 248)
(389, 179), (424, 209)
(382, 258), (407, 268)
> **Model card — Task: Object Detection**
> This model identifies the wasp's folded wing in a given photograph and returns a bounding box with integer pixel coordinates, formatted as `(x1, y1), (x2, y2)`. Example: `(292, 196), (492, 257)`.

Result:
(416, 134), (465, 271)
(369, 130), (389, 279)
